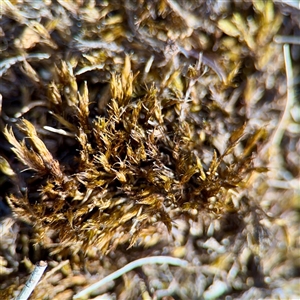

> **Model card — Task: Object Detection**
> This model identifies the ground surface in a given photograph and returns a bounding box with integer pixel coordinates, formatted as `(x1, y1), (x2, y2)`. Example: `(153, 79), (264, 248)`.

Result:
(0, 1), (299, 300)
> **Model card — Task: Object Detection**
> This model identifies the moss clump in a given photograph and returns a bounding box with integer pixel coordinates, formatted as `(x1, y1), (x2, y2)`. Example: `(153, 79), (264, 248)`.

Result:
(4, 54), (262, 254)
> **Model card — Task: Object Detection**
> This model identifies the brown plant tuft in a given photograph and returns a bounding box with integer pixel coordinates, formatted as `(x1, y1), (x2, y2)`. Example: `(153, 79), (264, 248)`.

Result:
(4, 56), (263, 254)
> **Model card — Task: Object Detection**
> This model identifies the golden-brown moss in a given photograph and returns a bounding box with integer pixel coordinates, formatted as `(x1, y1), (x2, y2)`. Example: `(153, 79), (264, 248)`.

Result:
(4, 53), (265, 254)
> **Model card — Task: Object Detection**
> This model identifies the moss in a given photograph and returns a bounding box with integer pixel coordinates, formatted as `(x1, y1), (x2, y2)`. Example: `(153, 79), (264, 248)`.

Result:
(4, 53), (263, 254)
(0, 1), (298, 299)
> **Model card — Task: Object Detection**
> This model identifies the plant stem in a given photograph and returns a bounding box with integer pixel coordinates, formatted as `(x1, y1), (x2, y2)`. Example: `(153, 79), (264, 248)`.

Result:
(73, 256), (188, 299)
(16, 261), (47, 300)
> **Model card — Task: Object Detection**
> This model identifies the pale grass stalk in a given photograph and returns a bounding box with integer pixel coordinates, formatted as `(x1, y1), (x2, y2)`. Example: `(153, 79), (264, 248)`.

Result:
(271, 44), (295, 148)
(16, 261), (47, 300)
(39, 260), (69, 284)
(73, 256), (188, 300)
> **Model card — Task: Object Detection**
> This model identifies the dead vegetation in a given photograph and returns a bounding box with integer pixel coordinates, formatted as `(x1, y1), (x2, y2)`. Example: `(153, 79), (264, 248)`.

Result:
(0, 1), (299, 299)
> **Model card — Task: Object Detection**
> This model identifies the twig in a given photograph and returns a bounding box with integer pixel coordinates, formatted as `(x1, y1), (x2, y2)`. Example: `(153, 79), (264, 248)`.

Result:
(43, 126), (76, 137)
(0, 53), (50, 77)
(177, 46), (227, 82)
(274, 35), (300, 45)
(14, 101), (48, 118)
(73, 256), (188, 299)
(275, 0), (300, 10)
(271, 44), (294, 147)
(38, 260), (69, 284)
(16, 260), (48, 300)
(73, 37), (124, 53)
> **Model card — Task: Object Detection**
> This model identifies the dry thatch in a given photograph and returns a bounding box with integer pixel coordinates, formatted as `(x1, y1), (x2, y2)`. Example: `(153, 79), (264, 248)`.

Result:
(0, 1), (299, 299)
